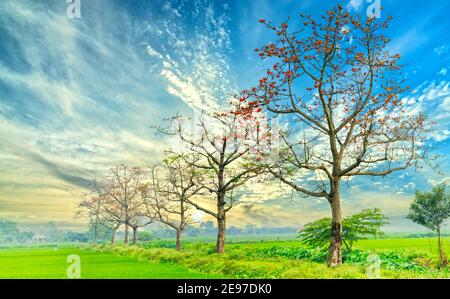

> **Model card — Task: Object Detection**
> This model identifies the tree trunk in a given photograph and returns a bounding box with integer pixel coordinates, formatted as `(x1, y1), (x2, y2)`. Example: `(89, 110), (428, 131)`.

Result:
(132, 227), (138, 245)
(124, 224), (129, 244)
(111, 227), (117, 245)
(343, 239), (351, 252)
(175, 229), (182, 251)
(327, 181), (343, 267)
(93, 215), (99, 244)
(215, 204), (226, 253)
(437, 227), (445, 268)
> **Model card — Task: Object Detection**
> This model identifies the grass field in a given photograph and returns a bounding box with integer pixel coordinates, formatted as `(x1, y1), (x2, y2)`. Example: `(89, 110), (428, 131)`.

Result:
(164, 234), (450, 254)
(217, 237), (450, 256)
(0, 237), (449, 279)
(0, 247), (222, 278)
(356, 237), (450, 255)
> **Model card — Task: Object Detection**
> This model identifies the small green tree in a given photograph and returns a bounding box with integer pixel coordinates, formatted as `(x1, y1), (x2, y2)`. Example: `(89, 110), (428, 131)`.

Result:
(298, 218), (332, 250)
(343, 209), (389, 251)
(299, 209), (389, 253)
(407, 185), (450, 268)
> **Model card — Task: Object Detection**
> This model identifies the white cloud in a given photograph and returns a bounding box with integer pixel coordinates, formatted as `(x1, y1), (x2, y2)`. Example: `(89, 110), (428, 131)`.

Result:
(437, 68), (448, 76)
(142, 1), (233, 113)
(161, 68), (206, 110)
(0, 0), (176, 228)
(401, 80), (450, 142)
(347, 0), (364, 11)
(434, 45), (450, 56)
(146, 45), (164, 59)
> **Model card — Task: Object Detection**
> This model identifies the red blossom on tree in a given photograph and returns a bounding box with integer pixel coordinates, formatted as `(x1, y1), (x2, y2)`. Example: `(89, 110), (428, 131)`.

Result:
(239, 6), (433, 267)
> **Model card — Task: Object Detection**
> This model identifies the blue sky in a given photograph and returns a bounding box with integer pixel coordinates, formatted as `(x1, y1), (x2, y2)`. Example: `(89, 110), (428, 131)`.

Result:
(0, 0), (449, 231)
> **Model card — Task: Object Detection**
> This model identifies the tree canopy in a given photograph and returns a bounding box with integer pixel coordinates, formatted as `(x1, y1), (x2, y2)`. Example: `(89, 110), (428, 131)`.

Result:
(299, 208), (389, 252)
(407, 185), (450, 232)
(407, 184), (450, 267)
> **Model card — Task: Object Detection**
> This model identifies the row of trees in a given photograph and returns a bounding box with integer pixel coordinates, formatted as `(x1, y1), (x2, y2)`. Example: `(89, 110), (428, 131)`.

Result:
(79, 114), (272, 252)
(78, 162), (192, 250)
(0, 220), (85, 243)
(80, 6), (432, 266)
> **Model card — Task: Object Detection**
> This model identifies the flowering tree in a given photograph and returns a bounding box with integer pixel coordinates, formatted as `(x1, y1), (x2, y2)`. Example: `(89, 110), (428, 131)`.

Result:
(155, 111), (269, 253)
(90, 165), (152, 245)
(240, 6), (431, 266)
(77, 193), (107, 244)
(79, 179), (125, 244)
(146, 155), (204, 251)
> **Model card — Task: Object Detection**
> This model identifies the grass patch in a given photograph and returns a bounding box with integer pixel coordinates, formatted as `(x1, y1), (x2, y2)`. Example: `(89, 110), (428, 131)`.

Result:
(0, 246), (223, 278)
(93, 243), (450, 278)
(1, 236), (449, 278)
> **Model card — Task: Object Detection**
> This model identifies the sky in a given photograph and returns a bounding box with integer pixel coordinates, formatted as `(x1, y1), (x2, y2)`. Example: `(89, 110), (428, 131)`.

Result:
(0, 0), (449, 232)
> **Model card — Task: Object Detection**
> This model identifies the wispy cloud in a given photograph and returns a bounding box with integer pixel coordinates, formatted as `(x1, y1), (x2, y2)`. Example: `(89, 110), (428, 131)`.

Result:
(437, 68), (448, 76)
(1, 0), (449, 232)
(347, 0), (364, 11)
(434, 44), (450, 56)
(140, 0), (234, 112)
(400, 80), (450, 142)
(0, 0), (175, 227)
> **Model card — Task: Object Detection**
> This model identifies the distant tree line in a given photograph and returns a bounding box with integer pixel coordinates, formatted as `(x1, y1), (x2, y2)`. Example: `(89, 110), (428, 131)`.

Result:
(151, 221), (297, 238)
(0, 220), (88, 244)
(0, 217), (297, 245)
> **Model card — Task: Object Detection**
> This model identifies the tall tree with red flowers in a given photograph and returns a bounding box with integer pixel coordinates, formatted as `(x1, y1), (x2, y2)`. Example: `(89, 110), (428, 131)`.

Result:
(155, 111), (270, 253)
(240, 6), (432, 266)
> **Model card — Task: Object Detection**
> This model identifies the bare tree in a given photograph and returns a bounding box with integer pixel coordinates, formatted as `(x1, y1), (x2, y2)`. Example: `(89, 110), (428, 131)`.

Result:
(129, 215), (154, 245)
(78, 182), (122, 244)
(146, 155), (204, 250)
(240, 6), (431, 266)
(76, 193), (105, 244)
(92, 165), (151, 245)
(155, 112), (267, 253)
(110, 221), (122, 245)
